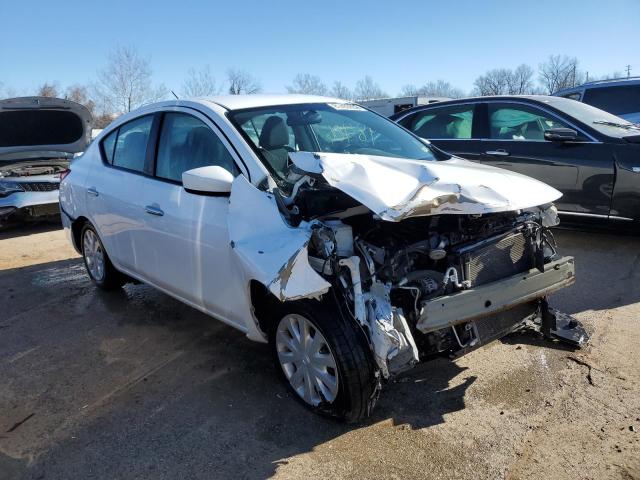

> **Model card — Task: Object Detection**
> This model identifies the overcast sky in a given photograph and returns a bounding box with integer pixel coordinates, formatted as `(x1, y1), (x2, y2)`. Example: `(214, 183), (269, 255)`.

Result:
(1, 0), (638, 96)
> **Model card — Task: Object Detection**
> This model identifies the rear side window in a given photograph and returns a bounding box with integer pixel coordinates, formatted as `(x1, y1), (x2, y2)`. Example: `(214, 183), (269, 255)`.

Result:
(583, 85), (640, 116)
(155, 113), (237, 183)
(401, 105), (473, 139)
(111, 116), (153, 172)
(101, 129), (117, 164)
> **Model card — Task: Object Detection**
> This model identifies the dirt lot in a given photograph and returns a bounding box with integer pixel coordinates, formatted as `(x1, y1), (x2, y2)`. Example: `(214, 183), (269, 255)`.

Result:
(0, 223), (639, 480)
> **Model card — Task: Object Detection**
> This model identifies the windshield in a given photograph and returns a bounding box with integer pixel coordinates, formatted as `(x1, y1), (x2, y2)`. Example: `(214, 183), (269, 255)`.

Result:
(229, 103), (436, 183)
(545, 97), (640, 137)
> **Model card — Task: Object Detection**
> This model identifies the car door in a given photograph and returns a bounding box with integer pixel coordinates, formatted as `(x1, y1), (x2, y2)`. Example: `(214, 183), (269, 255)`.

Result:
(86, 114), (158, 272)
(396, 103), (484, 161)
(479, 101), (614, 216)
(134, 109), (247, 326)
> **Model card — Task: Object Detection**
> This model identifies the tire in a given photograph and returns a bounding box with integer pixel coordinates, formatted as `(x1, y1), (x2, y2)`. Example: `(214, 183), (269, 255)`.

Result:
(80, 223), (125, 290)
(270, 298), (380, 423)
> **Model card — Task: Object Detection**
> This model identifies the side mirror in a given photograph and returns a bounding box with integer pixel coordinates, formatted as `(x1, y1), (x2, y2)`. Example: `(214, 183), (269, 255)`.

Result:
(182, 166), (234, 194)
(544, 128), (578, 142)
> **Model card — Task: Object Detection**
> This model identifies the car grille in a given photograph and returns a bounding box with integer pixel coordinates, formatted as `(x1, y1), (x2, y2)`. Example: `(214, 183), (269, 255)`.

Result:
(19, 181), (60, 192)
(462, 231), (533, 286)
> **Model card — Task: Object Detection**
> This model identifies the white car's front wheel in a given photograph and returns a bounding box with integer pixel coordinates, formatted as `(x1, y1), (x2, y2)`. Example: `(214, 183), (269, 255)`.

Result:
(271, 299), (380, 423)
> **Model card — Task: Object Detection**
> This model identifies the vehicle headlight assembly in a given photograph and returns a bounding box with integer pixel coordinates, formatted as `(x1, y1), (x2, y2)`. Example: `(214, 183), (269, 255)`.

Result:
(0, 180), (25, 197)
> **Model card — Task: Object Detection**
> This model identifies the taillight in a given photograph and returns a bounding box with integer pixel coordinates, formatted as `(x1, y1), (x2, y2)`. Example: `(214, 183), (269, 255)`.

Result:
(59, 169), (71, 181)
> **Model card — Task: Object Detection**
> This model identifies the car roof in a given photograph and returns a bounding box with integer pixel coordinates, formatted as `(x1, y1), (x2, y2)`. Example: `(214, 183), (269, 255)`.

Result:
(196, 94), (348, 111)
(390, 95), (562, 118)
(555, 77), (640, 95)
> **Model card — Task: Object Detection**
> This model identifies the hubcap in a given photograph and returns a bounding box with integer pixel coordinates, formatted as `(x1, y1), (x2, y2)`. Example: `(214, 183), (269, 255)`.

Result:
(83, 229), (105, 281)
(276, 314), (339, 406)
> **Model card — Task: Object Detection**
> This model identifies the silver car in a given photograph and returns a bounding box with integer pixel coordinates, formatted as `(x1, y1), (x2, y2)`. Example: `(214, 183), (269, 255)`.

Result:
(0, 97), (91, 226)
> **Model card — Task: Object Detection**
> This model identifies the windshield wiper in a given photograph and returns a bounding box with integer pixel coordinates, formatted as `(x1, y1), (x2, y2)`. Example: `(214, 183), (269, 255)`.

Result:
(593, 120), (640, 130)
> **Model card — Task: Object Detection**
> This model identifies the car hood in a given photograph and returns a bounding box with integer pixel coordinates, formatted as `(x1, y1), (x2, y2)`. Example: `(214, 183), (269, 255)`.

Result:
(289, 152), (562, 221)
(0, 97), (92, 158)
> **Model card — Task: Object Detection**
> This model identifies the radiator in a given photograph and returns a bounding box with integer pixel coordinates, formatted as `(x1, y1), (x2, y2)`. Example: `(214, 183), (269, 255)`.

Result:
(462, 231), (534, 286)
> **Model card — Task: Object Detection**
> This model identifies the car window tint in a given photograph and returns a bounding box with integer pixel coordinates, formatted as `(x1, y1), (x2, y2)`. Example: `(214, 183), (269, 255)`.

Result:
(101, 129), (117, 164)
(112, 116), (153, 172)
(488, 104), (568, 141)
(583, 85), (640, 116)
(155, 113), (237, 183)
(407, 105), (473, 139)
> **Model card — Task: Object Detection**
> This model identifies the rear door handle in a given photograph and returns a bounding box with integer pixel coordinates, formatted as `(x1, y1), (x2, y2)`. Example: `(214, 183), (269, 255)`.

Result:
(144, 205), (164, 216)
(485, 149), (510, 156)
(87, 187), (99, 196)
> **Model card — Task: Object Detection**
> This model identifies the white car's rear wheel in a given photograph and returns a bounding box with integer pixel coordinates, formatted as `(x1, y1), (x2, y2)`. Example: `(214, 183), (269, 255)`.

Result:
(81, 223), (125, 290)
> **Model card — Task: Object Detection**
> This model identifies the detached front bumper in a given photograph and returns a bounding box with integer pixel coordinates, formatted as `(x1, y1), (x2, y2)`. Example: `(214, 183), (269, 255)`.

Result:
(417, 256), (576, 334)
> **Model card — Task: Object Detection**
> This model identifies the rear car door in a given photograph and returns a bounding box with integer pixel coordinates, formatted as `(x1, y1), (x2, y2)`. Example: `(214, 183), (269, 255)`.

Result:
(479, 101), (614, 217)
(87, 114), (157, 273)
(396, 103), (484, 161)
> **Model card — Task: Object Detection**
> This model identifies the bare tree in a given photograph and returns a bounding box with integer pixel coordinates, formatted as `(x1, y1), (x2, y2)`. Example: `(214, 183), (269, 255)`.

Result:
(64, 84), (96, 117)
(473, 68), (512, 96)
(538, 55), (584, 94)
(37, 82), (60, 97)
(286, 73), (328, 95)
(329, 81), (352, 100)
(227, 68), (261, 95)
(399, 84), (419, 96)
(506, 64), (535, 94)
(353, 76), (387, 100)
(182, 65), (220, 97)
(95, 45), (167, 114)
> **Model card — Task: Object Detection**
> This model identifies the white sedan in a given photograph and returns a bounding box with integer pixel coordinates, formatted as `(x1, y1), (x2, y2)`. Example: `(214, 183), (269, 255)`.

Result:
(60, 94), (585, 421)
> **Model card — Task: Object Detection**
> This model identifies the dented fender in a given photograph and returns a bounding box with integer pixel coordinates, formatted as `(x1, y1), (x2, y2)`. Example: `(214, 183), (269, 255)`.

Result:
(228, 175), (331, 302)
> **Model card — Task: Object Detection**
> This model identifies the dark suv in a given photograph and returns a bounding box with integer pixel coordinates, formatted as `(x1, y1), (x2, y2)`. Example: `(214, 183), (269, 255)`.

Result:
(390, 95), (640, 227)
(555, 77), (640, 124)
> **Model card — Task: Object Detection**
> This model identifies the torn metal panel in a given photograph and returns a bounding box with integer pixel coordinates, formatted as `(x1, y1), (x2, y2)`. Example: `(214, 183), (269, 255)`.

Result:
(289, 152), (562, 221)
(228, 175), (330, 301)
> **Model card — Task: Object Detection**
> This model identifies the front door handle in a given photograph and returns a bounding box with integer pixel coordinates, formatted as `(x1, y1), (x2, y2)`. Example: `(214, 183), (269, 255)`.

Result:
(144, 205), (164, 216)
(485, 149), (510, 156)
(87, 187), (99, 196)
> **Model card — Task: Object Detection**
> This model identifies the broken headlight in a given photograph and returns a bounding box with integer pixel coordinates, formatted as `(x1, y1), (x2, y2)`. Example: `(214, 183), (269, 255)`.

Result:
(0, 180), (25, 197)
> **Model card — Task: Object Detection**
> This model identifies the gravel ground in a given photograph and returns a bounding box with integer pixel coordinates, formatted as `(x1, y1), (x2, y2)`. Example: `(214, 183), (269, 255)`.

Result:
(0, 223), (638, 480)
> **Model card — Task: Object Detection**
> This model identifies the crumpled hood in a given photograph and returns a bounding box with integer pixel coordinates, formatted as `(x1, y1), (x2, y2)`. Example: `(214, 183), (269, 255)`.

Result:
(289, 152), (562, 221)
(0, 97), (92, 157)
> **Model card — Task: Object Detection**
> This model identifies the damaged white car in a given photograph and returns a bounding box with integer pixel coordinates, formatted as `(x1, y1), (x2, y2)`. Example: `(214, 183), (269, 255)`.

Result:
(60, 95), (587, 422)
(0, 97), (91, 226)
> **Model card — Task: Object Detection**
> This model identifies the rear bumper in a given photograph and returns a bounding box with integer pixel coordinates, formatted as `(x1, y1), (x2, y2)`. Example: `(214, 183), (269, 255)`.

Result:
(417, 256), (575, 334)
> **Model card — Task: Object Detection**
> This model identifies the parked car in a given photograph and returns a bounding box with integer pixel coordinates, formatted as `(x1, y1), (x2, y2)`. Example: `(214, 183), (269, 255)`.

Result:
(555, 77), (640, 124)
(391, 95), (640, 227)
(0, 97), (92, 226)
(60, 95), (586, 422)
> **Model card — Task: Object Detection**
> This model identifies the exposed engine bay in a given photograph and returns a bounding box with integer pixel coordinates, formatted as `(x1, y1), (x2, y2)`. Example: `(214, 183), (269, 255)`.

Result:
(228, 151), (588, 380)
(0, 159), (69, 178)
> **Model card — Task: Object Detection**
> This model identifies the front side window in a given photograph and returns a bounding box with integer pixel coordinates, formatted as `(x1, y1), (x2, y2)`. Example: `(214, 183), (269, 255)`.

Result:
(400, 104), (474, 139)
(155, 113), (237, 183)
(583, 85), (640, 116)
(229, 103), (435, 183)
(111, 115), (154, 172)
(488, 103), (569, 141)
